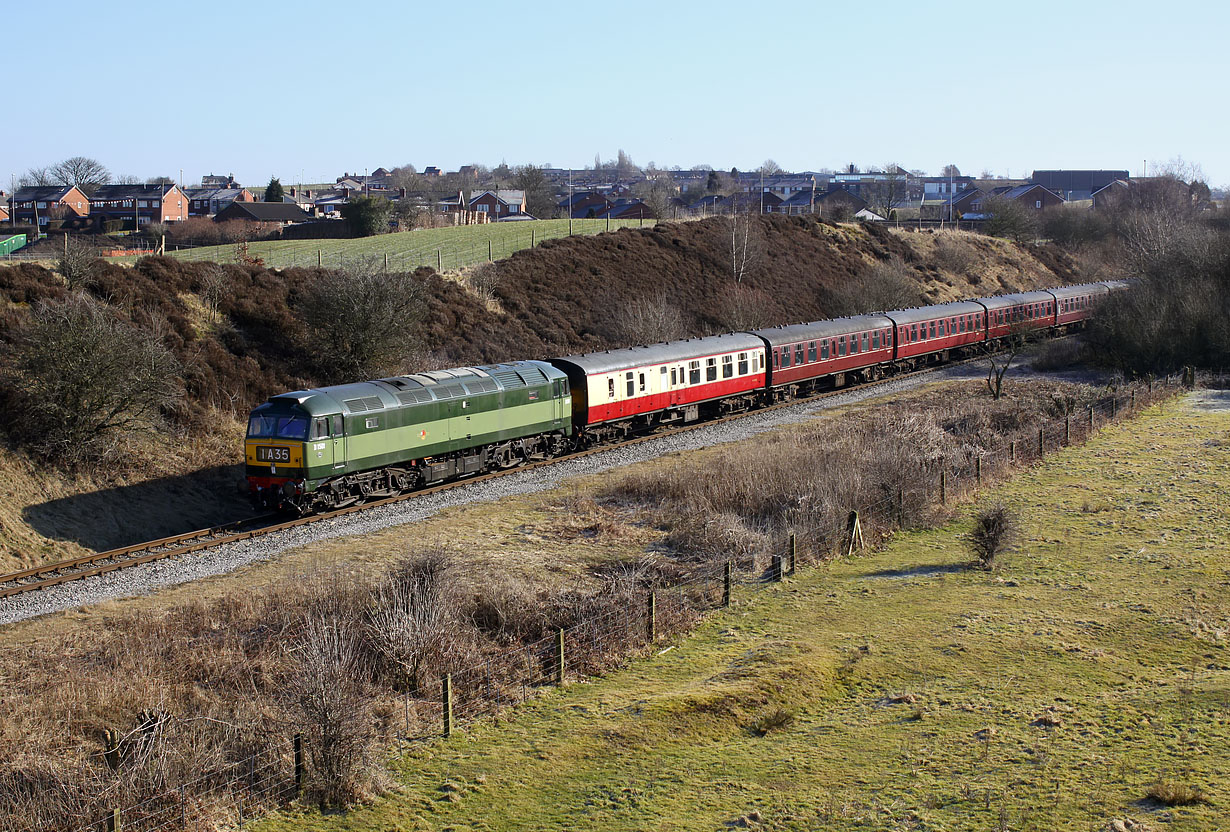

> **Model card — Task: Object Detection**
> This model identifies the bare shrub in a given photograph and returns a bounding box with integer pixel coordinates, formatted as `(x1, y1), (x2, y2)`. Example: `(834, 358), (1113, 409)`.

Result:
(198, 263), (228, 323)
(286, 615), (381, 805)
(611, 293), (686, 345)
(829, 255), (925, 316)
(967, 504), (1019, 570)
(465, 262), (503, 306)
(364, 552), (460, 693)
(3, 294), (182, 464)
(715, 283), (776, 331)
(55, 236), (101, 290)
(931, 234), (976, 275)
(298, 257), (426, 383)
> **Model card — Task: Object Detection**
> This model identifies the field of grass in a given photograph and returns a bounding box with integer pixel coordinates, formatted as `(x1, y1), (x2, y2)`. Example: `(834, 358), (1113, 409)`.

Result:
(255, 391), (1230, 832)
(112, 218), (656, 272)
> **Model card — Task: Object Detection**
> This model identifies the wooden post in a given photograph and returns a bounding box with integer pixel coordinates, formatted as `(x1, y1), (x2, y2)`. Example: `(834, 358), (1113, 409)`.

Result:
(555, 628), (566, 685)
(317, 249), (322, 267)
(770, 554), (782, 582)
(488, 239), (492, 261)
(1131, 390), (1136, 411)
(647, 591), (656, 642)
(106, 808), (121, 832)
(103, 728), (119, 770)
(437, 249), (442, 270)
(898, 485), (905, 528)
(383, 252), (388, 272)
(1065, 415), (1070, 445)
(531, 230), (535, 247)
(1110, 396), (1117, 419)
(1089, 406), (1095, 429)
(442, 674), (453, 736)
(1010, 440), (1015, 462)
(846, 511), (865, 556)
(788, 532), (797, 574)
(293, 733), (304, 796)
(940, 470), (947, 505)
(1038, 427), (1044, 457)
(723, 562), (731, 607)
(975, 455), (982, 485)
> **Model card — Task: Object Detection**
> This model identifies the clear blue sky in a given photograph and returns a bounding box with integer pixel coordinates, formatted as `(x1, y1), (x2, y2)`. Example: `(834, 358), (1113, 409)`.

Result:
(5, 0), (1227, 187)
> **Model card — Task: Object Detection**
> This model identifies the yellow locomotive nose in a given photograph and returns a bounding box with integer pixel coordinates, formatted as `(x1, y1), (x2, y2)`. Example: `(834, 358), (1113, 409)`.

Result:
(244, 441), (305, 468)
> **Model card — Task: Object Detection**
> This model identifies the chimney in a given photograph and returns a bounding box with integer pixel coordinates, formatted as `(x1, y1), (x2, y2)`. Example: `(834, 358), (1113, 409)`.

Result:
(342, 187), (351, 199)
(305, 189), (312, 199)
(289, 187), (297, 198)
(399, 187), (407, 199)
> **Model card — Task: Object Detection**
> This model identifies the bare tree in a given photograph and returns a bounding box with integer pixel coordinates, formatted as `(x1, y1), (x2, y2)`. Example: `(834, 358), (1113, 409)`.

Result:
(364, 553), (457, 693)
(985, 322), (1032, 400)
(861, 163), (909, 220)
(465, 262), (502, 305)
(48, 157), (110, 194)
(612, 294), (686, 345)
(298, 257), (426, 383)
(55, 236), (101, 290)
(983, 195), (1037, 242)
(941, 163), (962, 178)
(728, 209), (763, 283)
(758, 159), (783, 176)
(18, 166), (55, 187)
(198, 264), (228, 323)
(4, 294), (182, 463)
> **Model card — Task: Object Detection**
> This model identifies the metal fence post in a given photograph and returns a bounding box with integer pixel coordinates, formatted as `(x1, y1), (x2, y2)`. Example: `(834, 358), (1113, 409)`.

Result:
(722, 562), (731, 607)
(442, 674), (453, 737)
(556, 628), (566, 685)
(647, 591), (656, 642)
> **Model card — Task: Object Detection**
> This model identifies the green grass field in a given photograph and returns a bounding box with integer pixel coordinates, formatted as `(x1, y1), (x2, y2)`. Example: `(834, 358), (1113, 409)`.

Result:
(253, 392), (1230, 831)
(114, 218), (655, 272)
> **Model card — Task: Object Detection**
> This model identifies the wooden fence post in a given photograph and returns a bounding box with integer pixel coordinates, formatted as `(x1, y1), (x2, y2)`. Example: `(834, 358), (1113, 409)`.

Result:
(488, 240), (493, 261)
(1038, 427), (1044, 457)
(1131, 390), (1136, 411)
(897, 485), (905, 528)
(441, 675), (453, 737)
(647, 591), (656, 642)
(975, 455), (982, 485)
(437, 249), (442, 270)
(1009, 440), (1015, 462)
(788, 532), (797, 574)
(723, 561), (731, 607)
(770, 554), (782, 582)
(1110, 396), (1117, 419)
(555, 628), (565, 686)
(1089, 406), (1095, 430)
(293, 733), (304, 796)
(940, 470), (947, 505)
(1065, 415), (1070, 445)
(106, 808), (121, 832)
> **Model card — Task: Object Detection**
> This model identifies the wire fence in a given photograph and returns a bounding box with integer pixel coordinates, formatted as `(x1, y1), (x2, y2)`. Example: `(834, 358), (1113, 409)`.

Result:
(25, 376), (1185, 832)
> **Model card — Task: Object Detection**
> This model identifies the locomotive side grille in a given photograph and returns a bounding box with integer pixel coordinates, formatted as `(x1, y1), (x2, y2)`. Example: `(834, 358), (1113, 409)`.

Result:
(396, 389), (434, 405)
(465, 379), (499, 394)
(343, 396), (385, 412)
(516, 366), (549, 384)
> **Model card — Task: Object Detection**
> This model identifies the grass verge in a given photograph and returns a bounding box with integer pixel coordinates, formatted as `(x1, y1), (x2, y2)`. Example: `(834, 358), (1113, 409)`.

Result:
(254, 391), (1229, 831)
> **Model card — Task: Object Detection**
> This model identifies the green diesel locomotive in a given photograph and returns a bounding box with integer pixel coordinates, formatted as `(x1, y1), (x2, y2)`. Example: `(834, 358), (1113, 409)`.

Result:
(245, 361), (572, 513)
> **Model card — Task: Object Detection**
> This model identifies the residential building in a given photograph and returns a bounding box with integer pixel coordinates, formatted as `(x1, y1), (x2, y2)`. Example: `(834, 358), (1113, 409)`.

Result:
(469, 189), (526, 219)
(213, 202), (312, 224)
(922, 188), (985, 221)
(1091, 179), (1131, 209)
(559, 191), (613, 219)
(90, 184), (189, 225)
(991, 183), (1065, 211)
(12, 186), (91, 226)
(1030, 170), (1129, 201)
(597, 199), (654, 220)
(185, 187), (255, 217)
(422, 166), (443, 177)
(202, 173), (241, 188)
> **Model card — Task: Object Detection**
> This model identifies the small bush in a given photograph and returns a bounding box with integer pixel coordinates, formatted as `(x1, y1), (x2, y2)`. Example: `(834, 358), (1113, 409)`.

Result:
(1031, 337), (1087, 372)
(1146, 781), (1209, 806)
(967, 504), (1019, 570)
(748, 706), (794, 736)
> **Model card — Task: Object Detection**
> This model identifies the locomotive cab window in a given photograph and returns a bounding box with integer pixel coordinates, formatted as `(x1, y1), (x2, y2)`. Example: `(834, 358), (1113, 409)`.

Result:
(312, 417), (330, 439)
(331, 414), (343, 436)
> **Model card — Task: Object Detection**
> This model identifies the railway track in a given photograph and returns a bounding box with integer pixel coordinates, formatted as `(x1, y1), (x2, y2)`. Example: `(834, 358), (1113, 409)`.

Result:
(0, 347), (1014, 602)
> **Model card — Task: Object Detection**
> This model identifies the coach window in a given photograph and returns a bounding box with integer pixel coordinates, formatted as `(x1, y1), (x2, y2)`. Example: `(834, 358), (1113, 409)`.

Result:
(722, 355), (734, 378)
(807, 341), (817, 362)
(884, 330), (891, 347)
(738, 352), (748, 374)
(638, 372), (646, 393)
(958, 317), (965, 333)
(821, 340), (829, 359)
(925, 321), (932, 339)
(670, 367), (677, 386)
(862, 332), (870, 351)
(706, 357), (717, 381)
(608, 378), (615, 398)
(689, 361), (700, 385)
(795, 344), (804, 363)
(838, 336), (847, 357)
(781, 348), (791, 368)
(626, 372), (635, 397)
(871, 331), (879, 350)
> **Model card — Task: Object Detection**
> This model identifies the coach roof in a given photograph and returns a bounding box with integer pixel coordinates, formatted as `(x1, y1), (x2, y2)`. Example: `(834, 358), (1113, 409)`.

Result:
(975, 290), (1058, 311)
(550, 332), (764, 376)
(884, 300), (985, 326)
(750, 314), (894, 347)
(1047, 283), (1110, 301)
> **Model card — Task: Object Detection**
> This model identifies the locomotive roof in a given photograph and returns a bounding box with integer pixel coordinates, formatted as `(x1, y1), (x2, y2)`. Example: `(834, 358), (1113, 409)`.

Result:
(883, 300), (986, 325)
(550, 332), (764, 375)
(255, 360), (564, 415)
(750, 314), (894, 346)
(1047, 283), (1111, 300)
(974, 290), (1058, 311)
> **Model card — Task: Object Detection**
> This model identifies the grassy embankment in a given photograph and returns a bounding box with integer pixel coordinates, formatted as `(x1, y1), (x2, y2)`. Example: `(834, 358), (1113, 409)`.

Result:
(257, 391), (1230, 832)
(110, 218), (656, 271)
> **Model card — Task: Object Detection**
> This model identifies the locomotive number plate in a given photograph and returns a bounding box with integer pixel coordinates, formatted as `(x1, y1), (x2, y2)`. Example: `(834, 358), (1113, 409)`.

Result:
(256, 446), (291, 463)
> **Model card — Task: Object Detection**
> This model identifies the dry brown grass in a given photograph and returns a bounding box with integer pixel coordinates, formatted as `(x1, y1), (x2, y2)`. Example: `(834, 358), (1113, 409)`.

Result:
(1146, 780), (1210, 806)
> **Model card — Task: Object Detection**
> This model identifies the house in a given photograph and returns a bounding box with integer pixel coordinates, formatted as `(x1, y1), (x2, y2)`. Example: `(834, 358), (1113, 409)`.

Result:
(712, 191), (783, 214)
(1030, 170), (1129, 202)
(855, 208), (888, 222)
(992, 184), (1065, 211)
(1091, 179), (1131, 209)
(814, 189), (867, 218)
(597, 199), (655, 220)
(776, 188), (823, 215)
(422, 166), (443, 177)
(90, 184), (189, 226)
(12, 186), (91, 226)
(185, 187), (256, 217)
(213, 202), (311, 224)
(0, 202), (9, 223)
(201, 173), (241, 188)
(559, 190), (613, 219)
(469, 189), (526, 219)
(920, 176), (976, 199)
(922, 187), (985, 221)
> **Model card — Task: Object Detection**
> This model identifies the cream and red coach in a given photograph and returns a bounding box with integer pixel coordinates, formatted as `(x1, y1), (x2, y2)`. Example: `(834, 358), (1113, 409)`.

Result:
(751, 314), (895, 395)
(548, 333), (766, 444)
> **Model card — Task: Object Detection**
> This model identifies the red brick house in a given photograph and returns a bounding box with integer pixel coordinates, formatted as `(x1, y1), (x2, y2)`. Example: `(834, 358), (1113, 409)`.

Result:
(991, 184), (1065, 211)
(90, 184), (189, 226)
(185, 187), (256, 216)
(12, 186), (91, 226)
(469, 190), (526, 219)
